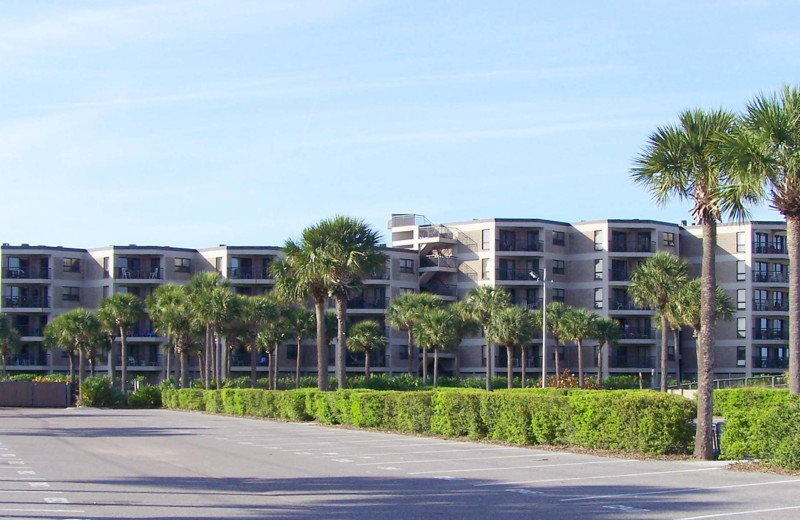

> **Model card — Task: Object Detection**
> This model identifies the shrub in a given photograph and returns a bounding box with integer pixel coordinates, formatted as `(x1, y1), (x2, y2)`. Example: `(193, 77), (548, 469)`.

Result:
(6, 373), (37, 381)
(601, 375), (641, 390)
(127, 385), (162, 408)
(79, 376), (124, 407)
(430, 390), (485, 438)
(177, 389), (206, 410)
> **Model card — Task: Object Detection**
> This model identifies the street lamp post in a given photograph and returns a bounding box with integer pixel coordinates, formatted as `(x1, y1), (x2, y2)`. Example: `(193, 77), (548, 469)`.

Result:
(530, 269), (548, 388)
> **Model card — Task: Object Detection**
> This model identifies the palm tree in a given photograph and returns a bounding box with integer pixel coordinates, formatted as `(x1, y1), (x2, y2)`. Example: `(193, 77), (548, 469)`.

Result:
(451, 300), (480, 379)
(724, 85), (800, 394)
(207, 285), (238, 385)
(346, 320), (387, 383)
(240, 294), (280, 388)
(44, 308), (103, 400)
(487, 305), (538, 388)
(45, 314), (78, 390)
(187, 272), (230, 389)
(561, 307), (599, 389)
(97, 293), (144, 394)
(675, 279), (735, 338)
(311, 216), (387, 390)
(284, 306), (315, 388)
(414, 307), (461, 387)
(593, 318), (622, 386)
(386, 292), (442, 376)
(535, 301), (570, 387)
(632, 108), (745, 459)
(148, 284), (194, 388)
(628, 252), (690, 392)
(0, 313), (20, 379)
(463, 286), (511, 391)
(258, 303), (290, 390)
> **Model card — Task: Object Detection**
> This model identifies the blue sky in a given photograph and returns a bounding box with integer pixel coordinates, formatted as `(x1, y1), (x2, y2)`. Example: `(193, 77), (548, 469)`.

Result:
(1, 1), (797, 248)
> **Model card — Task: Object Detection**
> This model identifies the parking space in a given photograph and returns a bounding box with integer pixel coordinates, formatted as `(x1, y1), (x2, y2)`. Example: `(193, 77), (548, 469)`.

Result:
(1, 407), (799, 519)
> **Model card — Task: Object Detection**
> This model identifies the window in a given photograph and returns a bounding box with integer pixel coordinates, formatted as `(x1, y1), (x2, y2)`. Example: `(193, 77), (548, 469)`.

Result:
(737, 346), (746, 367)
(594, 288), (603, 309)
(774, 235), (786, 254)
(63, 258), (80, 273)
(737, 261), (746, 281)
(481, 258), (490, 280)
(754, 261), (768, 282)
(737, 289), (746, 310)
(552, 260), (565, 275)
(481, 229), (490, 250)
(662, 232), (675, 247)
(593, 230), (603, 251)
(594, 259), (603, 280)
(737, 317), (746, 339)
(552, 231), (565, 246)
(553, 288), (565, 302)
(174, 258), (191, 273)
(736, 232), (746, 253)
(63, 287), (79, 302)
(399, 259), (414, 274)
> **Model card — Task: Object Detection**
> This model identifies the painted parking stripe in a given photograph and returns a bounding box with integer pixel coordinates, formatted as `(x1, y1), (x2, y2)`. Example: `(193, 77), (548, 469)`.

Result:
(0, 508), (85, 513)
(409, 459), (638, 475)
(358, 454), (549, 466)
(676, 505), (800, 520)
(560, 478), (800, 502)
(475, 466), (721, 487)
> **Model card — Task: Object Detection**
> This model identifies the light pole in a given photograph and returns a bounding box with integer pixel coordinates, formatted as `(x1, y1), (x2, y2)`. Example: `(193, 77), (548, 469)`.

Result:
(530, 269), (548, 388)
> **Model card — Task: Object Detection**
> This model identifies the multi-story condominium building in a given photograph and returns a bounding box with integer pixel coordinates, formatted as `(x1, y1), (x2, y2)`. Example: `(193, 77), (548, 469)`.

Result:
(0, 216), (791, 384)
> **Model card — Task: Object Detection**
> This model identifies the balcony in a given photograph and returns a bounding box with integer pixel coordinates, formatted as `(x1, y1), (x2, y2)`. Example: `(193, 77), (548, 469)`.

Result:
(419, 225), (454, 240)
(15, 325), (43, 337)
(116, 267), (164, 280)
(610, 299), (649, 311)
(753, 242), (787, 255)
(348, 297), (389, 310)
(227, 267), (272, 281)
(610, 269), (631, 282)
(753, 299), (789, 312)
(9, 353), (47, 366)
(496, 239), (544, 252)
(420, 255), (458, 269)
(421, 280), (457, 299)
(366, 268), (390, 280)
(621, 328), (654, 340)
(753, 272), (789, 283)
(610, 241), (656, 253)
(496, 269), (538, 281)
(3, 296), (50, 308)
(610, 355), (656, 369)
(753, 328), (789, 340)
(514, 299), (542, 311)
(3, 267), (51, 280)
(752, 356), (789, 369)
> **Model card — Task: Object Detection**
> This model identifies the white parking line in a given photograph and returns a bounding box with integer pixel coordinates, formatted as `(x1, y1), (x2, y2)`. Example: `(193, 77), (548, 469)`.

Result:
(675, 505), (800, 520)
(408, 459), (638, 475)
(560, 478), (800, 502)
(0, 508), (85, 513)
(0, 490), (64, 494)
(357, 454), (548, 466)
(475, 467), (721, 487)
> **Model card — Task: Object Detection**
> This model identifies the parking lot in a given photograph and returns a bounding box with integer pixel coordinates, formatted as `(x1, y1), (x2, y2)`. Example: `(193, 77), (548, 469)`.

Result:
(1, 407), (799, 519)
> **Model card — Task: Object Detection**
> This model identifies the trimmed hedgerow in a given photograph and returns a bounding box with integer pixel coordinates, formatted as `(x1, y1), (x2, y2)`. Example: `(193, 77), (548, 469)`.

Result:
(163, 387), (696, 455)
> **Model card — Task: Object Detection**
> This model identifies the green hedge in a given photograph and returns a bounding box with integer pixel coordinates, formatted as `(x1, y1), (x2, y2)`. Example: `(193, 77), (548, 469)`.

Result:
(163, 387), (694, 455)
(717, 388), (800, 469)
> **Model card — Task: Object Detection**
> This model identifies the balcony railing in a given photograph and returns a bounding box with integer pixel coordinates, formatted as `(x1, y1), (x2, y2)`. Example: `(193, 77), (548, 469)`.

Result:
(752, 356), (789, 369)
(15, 325), (43, 336)
(3, 268), (51, 280)
(610, 299), (649, 311)
(421, 255), (457, 269)
(753, 272), (789, 283)
(419, 225), (454, 240)
(753, 299), (789, 312)
(496, 239), (544, 252)
(421, 281), (457, 298)
(621, 328), (653, 340)
(753, 243), (787, 254)
(3, 296), (50, 308)
(367, 268), (390, 280)
(610, 240), (655, 253)
(227, 267), (272, 280)
(496, 269), (538, 281)
(347, 297), (389, 310)
(116, 267), (164, 280)
(610, 355), (656, 369)
(610, 269), (630, 282)
(514, 299), (543, 311)
(753, 328), (789, 340)
(10, 354), (47, 366)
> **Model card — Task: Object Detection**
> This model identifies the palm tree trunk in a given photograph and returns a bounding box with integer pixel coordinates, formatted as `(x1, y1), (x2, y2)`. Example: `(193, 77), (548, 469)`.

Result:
(165, 347), (171, 384)
(89, 356), (95, 378)
(577, 339), (584, 389)
(695, 220), (717, 460)
(553, 339), (561, 387)
(107, 338), (114, 379)
(673, 328), (681, 385)
(521, 346), (527, 388)
(180, 350), (187, 389)
(274, 343), (280, 389)
(68, 353), (75, 402)
(597, 344), (604, 387)
(485, 339), (493, 392)
(422, 345), (429, 386)
(507, 345), (513, 389)
(78, 347), (85, 402)
(249, 333), (258, 389)
(335, 296), (347, 390)
(365, 351), (371, 383)
(198, 352), (204, 387)
(433, 347), (439, 388)
(174, 345), (179, 385)
(268, 350), (274, 391)
(120, 327), (128, 395)
(204, 324), (211, 390)
(295, 338), (302, 389)
(314, 300), (328, 391)
(660, 315), (669, 392)
(787, 215), (800, 395)
(406, 329), (415, 376)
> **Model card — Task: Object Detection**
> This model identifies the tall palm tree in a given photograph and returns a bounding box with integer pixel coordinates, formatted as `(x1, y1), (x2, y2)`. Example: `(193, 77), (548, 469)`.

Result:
(463, 286), (511, 391)
(208, 285), (238, 385)
(257, 303), (290, 390)
(724, 85), (800, 394)
(148, 284), (193, 388)
(674, 279), (735, 339)
(0, 313), (20, 379)
(311, 216), (387, 390)
(240, 294), (280, 388)
(593, 317), (622, 386)
(45, 314), (78, 390)
(535, 301), (570, 387)
(561, 307), (599, 389)
(45, 308), (103, 400)
(414, 307), (461, 387)
(451, 300), (481, 379)
(187, 272), (229, 389)
(487, 305), (539, 389)
(284, 306), (315, 388)
(97, 293), (144, 394)
(386, 292), (442, 376)
(628, 252), (690, 392)
(346, 320), (387, 383)
(632, 108), (745, 459)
